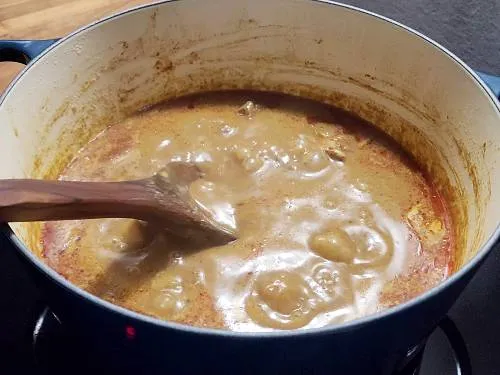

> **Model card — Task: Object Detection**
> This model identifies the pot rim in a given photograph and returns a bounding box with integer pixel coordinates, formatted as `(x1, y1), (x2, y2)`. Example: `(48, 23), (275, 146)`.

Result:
(2, 0), (499, 339)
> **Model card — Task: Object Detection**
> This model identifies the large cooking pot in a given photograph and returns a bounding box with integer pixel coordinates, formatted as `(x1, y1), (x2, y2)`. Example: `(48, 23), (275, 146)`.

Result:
(0, 1), (499, 374)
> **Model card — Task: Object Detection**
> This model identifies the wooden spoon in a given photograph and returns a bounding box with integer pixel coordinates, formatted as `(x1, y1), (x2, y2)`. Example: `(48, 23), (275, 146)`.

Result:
(0, 162), (237, 244)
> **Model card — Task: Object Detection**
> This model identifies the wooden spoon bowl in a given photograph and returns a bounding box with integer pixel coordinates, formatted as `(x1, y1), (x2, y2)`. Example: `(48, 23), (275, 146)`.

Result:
(0, 162), (237, 245)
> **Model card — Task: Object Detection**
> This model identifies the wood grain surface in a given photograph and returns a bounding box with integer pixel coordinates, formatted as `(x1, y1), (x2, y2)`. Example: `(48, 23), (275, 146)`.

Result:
(0, 0), (151, 92)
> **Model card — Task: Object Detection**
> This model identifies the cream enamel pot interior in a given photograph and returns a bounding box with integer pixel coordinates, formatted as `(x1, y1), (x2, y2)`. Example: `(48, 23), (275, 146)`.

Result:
(0, 1), (499, 374)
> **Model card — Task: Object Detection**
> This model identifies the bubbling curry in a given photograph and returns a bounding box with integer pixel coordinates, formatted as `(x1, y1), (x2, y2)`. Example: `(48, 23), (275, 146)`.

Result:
(42, 91), (453, 332)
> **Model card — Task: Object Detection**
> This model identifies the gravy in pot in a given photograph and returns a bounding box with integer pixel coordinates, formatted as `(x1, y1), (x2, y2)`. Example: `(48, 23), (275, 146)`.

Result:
(42, 91), (453, 331)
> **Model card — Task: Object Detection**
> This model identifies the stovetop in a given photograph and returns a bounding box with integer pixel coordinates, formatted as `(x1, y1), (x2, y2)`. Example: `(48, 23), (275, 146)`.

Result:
(2, 230), (500, 374)
(26, 307), (468, 375)
(24, 307), (467, 375)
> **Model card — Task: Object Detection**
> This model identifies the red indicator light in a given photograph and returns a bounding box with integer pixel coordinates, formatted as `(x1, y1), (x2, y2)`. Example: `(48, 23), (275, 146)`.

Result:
(125, 325), (136, 340)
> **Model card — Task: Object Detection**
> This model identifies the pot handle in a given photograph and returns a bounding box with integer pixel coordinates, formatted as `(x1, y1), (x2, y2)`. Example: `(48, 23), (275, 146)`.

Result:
(0, 39), (59, 64)
(476, 71), (500, 100)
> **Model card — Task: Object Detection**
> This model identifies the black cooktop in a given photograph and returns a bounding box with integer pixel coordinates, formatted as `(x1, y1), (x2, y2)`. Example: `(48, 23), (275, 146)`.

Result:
(2, 229), (500, 374)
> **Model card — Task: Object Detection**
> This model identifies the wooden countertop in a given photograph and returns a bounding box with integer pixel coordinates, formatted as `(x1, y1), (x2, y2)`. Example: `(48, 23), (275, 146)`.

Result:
(0, 0), (151, 92)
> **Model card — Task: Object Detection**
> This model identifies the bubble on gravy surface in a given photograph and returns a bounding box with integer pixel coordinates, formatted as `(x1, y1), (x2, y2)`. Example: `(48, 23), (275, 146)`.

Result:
(42, 91), (453, 332)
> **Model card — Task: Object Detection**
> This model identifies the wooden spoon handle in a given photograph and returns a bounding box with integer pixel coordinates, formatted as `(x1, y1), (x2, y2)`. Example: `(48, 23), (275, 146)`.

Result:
(0, 179), (157, 222)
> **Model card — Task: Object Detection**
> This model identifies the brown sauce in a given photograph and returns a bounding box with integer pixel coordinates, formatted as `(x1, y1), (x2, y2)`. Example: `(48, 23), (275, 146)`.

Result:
(42, 91), (453, 331)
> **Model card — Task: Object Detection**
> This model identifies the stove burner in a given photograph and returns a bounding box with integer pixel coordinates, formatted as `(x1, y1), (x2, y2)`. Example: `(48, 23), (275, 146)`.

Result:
(32, 307), (61, 368)
(393, 316), (472, 375)
(395, 342), (426, 375)
(31, 307), (471, 374)
(438, 317), (473, 375)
